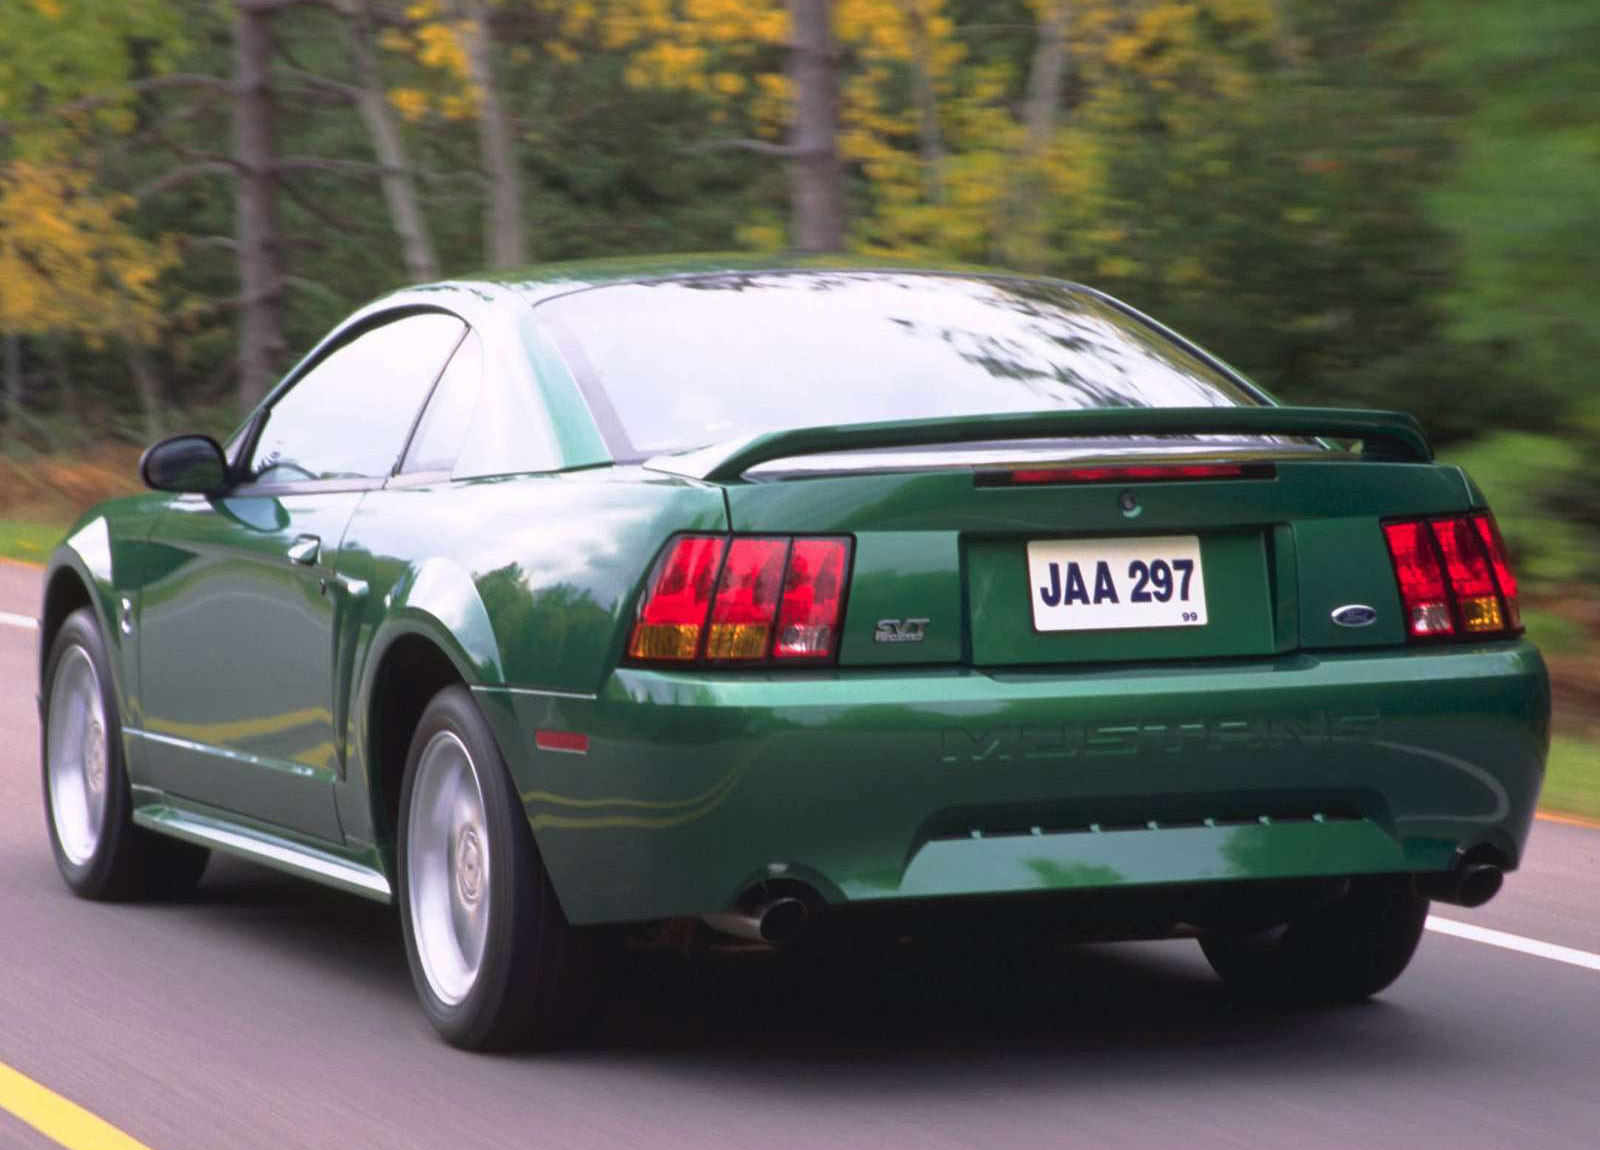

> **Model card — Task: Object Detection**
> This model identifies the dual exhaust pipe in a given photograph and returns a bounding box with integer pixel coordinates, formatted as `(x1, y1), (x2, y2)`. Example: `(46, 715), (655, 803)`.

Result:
(700, 895), (812, 946)
(698, 858), (1507, 943)
(1416, 857), (1504, 908)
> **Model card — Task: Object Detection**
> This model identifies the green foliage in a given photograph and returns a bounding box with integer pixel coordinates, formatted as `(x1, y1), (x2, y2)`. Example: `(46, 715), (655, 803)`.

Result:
(1520, 608), (1584, 656)
(1444, 432), (1600, 589)
(1415, 0), (1600, 400)
(0, 0), (1593, 517)
(0, 0), (185, 151)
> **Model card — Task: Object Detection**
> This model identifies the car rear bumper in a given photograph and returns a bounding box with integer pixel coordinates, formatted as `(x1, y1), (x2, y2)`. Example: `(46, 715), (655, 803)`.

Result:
(475, 640), (1549, 926)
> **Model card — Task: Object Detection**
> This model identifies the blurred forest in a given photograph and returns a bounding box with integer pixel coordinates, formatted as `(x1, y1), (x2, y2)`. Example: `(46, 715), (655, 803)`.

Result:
(0, 0), (1596, 602)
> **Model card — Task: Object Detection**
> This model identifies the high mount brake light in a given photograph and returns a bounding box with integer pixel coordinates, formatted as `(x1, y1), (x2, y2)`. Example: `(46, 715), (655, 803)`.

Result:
(980, 462), (1274, 486)
(628, 535), (853, 665)
(1382, 512), (1522, 640)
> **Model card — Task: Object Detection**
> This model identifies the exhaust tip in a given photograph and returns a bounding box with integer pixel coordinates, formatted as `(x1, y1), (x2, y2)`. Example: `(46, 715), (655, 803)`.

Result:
(758, 897), (810, 946)
(1415, 858), (1505, 907)
(1455, 863), (1503, 909)
(698, 886), (818, 945)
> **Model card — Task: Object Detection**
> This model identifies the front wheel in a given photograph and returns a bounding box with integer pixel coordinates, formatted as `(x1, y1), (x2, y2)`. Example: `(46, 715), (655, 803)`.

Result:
(1199, 876), (1429, 1004)
(397, 685), (591, 1049)
(42, 608), (209, 900)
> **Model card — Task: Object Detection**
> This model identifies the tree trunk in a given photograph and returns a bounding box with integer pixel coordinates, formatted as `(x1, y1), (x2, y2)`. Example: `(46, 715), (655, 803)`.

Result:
(904, 0), (945, 204)
(3, 333), (21, 432)
(46, 335), (78, 433)
(124, 341), (164, 444)
(1021, 1), (1070, 156)
(340, 0), (439, 281)
(786, 0), (845, 252)
(454, 0), (523, 267)
(1267, 0), (1303, 69)
(234, 0), (286, 411)
(994, 0), (1070, 269)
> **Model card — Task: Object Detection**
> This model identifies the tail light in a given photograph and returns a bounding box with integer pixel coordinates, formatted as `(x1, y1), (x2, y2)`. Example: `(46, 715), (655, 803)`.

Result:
(705, 537), (788, 660)
(1382, 513), (1522, 640)
(1473, 514), (1521, 630)
(773, 538), (851, 659)
(628, 534), (853, 665)
(627, 535), (726, 661)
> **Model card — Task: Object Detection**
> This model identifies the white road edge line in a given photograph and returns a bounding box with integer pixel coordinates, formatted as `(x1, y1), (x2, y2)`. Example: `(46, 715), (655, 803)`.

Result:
(0, 611), (37, 631)
(1426, 915), (1600, 973)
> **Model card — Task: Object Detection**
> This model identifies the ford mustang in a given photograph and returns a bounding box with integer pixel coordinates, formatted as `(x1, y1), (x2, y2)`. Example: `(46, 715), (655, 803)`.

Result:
(38, 257), (1549, 1048)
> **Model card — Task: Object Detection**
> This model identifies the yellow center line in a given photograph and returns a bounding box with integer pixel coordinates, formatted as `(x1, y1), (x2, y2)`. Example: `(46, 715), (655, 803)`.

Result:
(0, 1061), (154, 1150)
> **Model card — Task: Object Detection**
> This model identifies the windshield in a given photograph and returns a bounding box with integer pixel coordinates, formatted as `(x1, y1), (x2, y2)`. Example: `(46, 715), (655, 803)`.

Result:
(536, 271), (1264, 458)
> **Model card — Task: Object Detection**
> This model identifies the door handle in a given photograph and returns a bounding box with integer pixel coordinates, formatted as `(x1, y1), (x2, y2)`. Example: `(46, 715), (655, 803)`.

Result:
(287, 534), (321, 565)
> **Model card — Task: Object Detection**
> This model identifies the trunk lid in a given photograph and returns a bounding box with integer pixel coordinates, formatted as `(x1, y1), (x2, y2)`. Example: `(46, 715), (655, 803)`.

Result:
(664, 408), (1474, 669)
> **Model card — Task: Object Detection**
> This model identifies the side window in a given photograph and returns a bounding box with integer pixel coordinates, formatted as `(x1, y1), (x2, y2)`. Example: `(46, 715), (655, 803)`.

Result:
(401, 328), (484, 474)
(248, 312), (465, 483)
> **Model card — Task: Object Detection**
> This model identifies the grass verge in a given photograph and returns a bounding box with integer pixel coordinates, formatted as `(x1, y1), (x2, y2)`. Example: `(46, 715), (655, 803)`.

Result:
(1541, 735), (1600, 824)
(0, 518), (63, 566)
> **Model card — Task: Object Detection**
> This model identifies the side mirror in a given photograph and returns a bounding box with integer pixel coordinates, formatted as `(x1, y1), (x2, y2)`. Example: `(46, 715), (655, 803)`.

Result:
(139, 435), (230, 496)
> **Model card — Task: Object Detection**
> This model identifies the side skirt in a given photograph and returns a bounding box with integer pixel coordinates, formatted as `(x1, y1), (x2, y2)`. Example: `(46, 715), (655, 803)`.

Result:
(132, 797), (393, 903)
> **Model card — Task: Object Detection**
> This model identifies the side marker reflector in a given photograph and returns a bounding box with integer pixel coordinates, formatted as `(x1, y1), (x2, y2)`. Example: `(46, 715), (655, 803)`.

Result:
(535, 730), (589, 754)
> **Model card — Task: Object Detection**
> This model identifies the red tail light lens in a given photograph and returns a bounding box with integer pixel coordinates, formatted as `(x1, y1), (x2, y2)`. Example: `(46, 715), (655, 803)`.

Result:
(774, 538), (852, 660)
(1473, 513), (1522, 629)
(1383, 521), (1455, 637)
(1382, 513), (1523, 641)
(629, 534), (853, 665)
(627, 535), (726, 661)
(1430, 517), (1502, 633)
(705, 537), (788, 660)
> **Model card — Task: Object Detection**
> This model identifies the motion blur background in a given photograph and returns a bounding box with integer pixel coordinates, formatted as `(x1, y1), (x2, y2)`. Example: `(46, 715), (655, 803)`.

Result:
(0, 0), (1594, 805)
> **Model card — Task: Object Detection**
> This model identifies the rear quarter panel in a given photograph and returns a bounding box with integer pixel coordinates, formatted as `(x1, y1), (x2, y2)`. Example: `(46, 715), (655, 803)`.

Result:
(333, 466), (725, 846)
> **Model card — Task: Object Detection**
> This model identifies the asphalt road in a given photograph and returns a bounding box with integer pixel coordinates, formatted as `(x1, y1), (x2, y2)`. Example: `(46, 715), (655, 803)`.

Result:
(3, 559), (1598, 1150)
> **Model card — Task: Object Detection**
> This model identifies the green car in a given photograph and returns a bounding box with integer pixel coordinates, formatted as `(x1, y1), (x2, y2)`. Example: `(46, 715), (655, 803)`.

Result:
(39, 258), (1548, 1048)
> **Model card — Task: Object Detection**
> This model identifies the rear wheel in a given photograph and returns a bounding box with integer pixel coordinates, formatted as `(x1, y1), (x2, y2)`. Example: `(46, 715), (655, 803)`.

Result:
(398, 686), (591, 1049)
(42, 608), (209, 900)
(1199, 876), (1428, 1004)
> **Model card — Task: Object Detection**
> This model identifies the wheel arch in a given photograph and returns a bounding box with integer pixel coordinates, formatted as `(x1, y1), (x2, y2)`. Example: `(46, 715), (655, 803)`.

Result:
(363, 629), (471, 862)
(347, 557), (507, 858)
(39, 517), (122, 712)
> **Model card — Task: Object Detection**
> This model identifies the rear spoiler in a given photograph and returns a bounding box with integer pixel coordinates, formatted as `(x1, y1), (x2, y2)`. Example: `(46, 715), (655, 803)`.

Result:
(645, 406), (1432, 483)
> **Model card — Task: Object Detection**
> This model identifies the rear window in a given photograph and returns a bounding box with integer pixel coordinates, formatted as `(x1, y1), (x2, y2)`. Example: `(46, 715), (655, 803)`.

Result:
(537, 271), (1263, 458)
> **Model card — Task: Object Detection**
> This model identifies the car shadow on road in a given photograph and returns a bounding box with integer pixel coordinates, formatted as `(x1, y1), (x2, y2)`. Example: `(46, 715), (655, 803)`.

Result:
(178, 856), (1453, 1092)
(550, 928), (1463, 1101)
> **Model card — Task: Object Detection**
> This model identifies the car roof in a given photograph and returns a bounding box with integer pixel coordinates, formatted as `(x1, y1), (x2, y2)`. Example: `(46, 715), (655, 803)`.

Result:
(439, 252), (1019, 306)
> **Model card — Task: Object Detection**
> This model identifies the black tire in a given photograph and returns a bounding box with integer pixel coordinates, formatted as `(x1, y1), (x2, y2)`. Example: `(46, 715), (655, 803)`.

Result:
(41, 608), (210, 900)
(1199, 876), (1429, 1004)
(397, 685), (592, 1049)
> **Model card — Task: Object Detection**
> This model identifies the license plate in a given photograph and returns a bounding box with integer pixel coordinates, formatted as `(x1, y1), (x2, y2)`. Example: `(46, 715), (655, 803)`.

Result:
(1027, 536), (1207, 632)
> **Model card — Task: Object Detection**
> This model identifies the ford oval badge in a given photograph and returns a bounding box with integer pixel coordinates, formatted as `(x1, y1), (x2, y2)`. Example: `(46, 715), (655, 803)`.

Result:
(1331, 604), (1378, 628)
